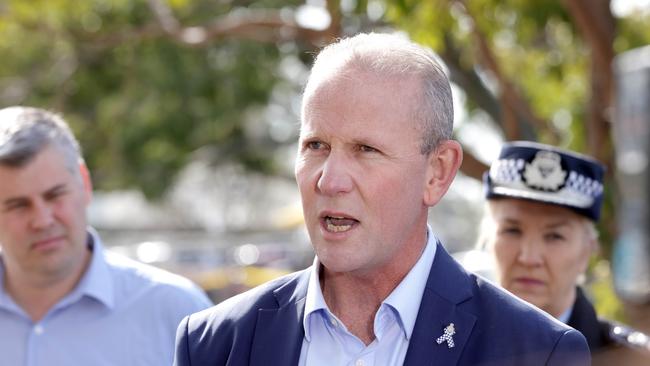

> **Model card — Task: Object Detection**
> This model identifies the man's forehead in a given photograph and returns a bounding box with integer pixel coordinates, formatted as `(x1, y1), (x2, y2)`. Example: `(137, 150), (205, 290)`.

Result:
(299, 112), (390, 141)
(0, 148), (77, 193)
(0, 176), (74, 206)
(306, 67), (418, 96)
(302, 75), (419, 119)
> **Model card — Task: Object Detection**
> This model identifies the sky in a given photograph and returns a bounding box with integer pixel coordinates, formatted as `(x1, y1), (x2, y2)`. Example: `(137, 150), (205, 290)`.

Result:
(611, 0), (650, 17)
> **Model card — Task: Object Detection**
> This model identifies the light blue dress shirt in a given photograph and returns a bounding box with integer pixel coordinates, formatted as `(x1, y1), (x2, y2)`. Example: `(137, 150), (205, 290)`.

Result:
(0, 229), (212, 366)
(299, 227), (437, 366)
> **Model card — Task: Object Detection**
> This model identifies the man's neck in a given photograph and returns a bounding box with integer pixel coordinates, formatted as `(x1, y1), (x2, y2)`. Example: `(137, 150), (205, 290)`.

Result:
(320, 234), (428, 345)
(321, 272), (395, 345)
(4, 249), (92, 322)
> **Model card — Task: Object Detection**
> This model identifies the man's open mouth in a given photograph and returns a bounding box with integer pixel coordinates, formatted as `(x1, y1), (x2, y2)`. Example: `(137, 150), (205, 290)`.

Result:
(323, 215), (359, 233)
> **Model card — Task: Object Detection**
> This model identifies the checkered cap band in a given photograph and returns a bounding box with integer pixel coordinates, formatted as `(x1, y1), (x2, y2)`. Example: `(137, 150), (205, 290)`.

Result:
(484, 141), (605, 221)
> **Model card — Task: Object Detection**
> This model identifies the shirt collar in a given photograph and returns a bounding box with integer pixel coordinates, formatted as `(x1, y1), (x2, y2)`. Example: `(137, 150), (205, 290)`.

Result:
(302, 225), (438, 341)
(0, 256), (19, 313)
(303, 256), (329, 342)
(72, 228), (115, 309)
(383, 226), (437, 340)
(0, 228), (115, 314)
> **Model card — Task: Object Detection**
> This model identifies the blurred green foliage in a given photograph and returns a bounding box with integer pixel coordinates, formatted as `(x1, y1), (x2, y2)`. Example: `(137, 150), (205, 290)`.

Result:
(385, 0), (650, 149)
(589, 260), (628, 322)
(0, 0), (304, 198)
(2, 0), (650, 212)
(384, 0), (650, 321)
(386, 0), (648, 245)
(2, 0), (649, 321)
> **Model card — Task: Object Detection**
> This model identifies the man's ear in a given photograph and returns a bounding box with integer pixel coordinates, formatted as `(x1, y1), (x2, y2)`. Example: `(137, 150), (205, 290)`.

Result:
(423, 140), (463, 206)
(79, 161), (93, 205)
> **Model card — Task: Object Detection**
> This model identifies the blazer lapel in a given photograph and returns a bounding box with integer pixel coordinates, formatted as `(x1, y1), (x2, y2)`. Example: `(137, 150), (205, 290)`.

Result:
(249, 270), (310, 366)
(403, 243), (477, 366)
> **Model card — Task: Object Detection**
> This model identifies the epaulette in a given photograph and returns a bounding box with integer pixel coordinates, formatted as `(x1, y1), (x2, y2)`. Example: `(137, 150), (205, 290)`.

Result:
(609, 322), (650, 353)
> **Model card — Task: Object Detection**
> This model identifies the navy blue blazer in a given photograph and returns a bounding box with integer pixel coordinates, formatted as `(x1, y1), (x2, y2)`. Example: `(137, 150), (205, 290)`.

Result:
(174, 243), (590, 365)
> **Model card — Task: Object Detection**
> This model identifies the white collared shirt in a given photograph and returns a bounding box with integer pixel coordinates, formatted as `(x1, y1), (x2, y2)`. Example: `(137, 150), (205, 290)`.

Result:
(298, 226), (438, 366)
(0, 228), (212, 366)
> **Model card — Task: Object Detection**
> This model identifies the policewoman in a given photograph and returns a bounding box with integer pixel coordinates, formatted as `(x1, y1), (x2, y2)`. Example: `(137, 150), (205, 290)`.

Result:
(480, 141), (650, 363)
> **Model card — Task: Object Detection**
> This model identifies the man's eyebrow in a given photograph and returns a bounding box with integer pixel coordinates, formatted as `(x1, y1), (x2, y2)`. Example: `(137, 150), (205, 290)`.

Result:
(44, 183), (68, 195)
(298, 130), (319, 140)
(3, 196), (28, 207)
(350, 136), (378, 146)
(2, 183), (68, 206)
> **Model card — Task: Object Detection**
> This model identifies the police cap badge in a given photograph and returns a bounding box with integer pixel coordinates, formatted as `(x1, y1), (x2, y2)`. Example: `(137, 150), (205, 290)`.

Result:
(484, 141), (606, 221)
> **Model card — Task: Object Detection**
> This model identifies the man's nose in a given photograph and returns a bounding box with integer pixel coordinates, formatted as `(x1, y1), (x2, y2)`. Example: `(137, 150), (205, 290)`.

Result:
(30, 201), (55, 230)
(317, 153), (354, 196)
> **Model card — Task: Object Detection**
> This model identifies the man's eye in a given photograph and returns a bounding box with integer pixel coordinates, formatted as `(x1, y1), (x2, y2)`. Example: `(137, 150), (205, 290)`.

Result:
(46, 190), (66, 201)
(306, 141), (326, 150)
(359, 145), (378, 153)
(4, 202), (28, 212)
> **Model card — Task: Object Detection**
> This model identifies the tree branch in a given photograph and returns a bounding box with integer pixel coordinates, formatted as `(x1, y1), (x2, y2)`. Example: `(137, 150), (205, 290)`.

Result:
(453, 0), (561, 143)
(562, 0), (614, 71)
(460, 148), (489, 180)
(147, 0), (181, 34)
(440, 34), (538, 142)
(561, 0), (614, 165)
(86, 7), (336, 49)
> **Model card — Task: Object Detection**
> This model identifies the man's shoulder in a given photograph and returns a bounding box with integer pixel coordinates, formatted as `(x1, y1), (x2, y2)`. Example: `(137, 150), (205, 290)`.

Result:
(431, 244), (572, 338)
(598, 318), (650, 353)
(174, 269), (309, 366)
(456, 274), (589, 364)
(102, 249), (211, 306)
(469, 274), (568, 331)
(184, 268), (308, 334)
(435, 246), (569, 334)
